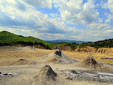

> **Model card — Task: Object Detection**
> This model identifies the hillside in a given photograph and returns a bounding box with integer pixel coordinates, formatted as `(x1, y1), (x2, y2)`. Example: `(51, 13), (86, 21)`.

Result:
(1, 31), (113, 51)
(0, 31), (80, 50)
(78, 39), (113, 49)
(87, 39), (113, 48)
(0, 31), (56, 49)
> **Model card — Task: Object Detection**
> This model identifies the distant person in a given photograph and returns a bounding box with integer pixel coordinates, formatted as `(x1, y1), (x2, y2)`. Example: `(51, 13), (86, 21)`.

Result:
(33, 45), (35, 50)
(31, 45), (35, 50)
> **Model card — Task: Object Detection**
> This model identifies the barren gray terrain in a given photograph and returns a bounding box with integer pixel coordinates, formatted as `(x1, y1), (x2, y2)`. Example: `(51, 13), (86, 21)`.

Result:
(0, 46), (113, 85)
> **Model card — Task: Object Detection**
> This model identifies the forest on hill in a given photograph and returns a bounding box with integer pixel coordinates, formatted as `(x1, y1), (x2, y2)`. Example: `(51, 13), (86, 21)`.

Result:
(0, 31), (113, 50)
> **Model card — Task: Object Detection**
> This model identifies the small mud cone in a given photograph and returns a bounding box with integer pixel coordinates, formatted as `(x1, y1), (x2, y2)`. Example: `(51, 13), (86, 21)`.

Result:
(83, 56), (97, 66)
(38, 65), (57, 81)
(47, 49), (77, 64)
(79, 55), (101, 69)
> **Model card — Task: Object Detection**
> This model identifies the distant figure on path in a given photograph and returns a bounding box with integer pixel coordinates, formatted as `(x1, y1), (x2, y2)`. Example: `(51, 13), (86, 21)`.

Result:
(31, 45), (35, 50)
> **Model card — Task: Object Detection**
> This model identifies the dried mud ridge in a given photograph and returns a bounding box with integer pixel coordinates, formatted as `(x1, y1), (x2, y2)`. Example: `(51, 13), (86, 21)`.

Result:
(62, 70), (113, 83)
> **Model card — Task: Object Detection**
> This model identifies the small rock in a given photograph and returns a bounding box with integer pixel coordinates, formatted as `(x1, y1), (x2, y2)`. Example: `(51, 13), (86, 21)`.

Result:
(3, 73), (16, 77)
(70, 70), (78, 74)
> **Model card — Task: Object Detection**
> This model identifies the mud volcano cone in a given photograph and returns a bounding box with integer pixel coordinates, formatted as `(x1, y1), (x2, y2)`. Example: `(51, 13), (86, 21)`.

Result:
(47, 49), (77, 64)
(78, 55), (113, 72)
(38, 65), (57, 81)
(48, 49), (62, 58)
(54, 49), (62, 56)
(83, 56), (97, 66)
(79, 55), (100, 69)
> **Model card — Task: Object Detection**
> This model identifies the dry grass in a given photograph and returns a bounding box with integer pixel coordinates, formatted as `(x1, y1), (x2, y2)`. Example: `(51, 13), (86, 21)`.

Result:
(0, 46), (113, 66)
(0, 46), (53, 65)
(62, 51), (113, 63)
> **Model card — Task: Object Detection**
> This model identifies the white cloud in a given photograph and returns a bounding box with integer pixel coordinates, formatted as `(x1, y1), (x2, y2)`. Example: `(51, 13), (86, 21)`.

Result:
(54, 0), (99, 24)
(23, 0), (52, 8)
(105, 18), (111, 23)
(103, 13), (113, 23)
(0, 0), (80, 40)
(98, 18), (103, 23)
(88, 23), (111, 30)
(101, 0), (113, 13)
(0, 0), (66, 32)
(0, 0), (113, 41)
(101, 0), (113, 23)
(71, 36), (81, 40)
(38, 33), (65, 40)
(0, 26), (41, 37)
(58, 23), (113, 41)
(80, 23), (113, 41)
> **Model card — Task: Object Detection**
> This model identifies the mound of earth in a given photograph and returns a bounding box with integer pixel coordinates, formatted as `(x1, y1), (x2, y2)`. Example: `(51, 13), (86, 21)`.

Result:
(11, 59), (36, 65)
(45, 49), (78, 64)
(78, 55), (103, 69)
(13, 59), (28, 65)
(38, 65), (57, 81)
(78, 55), (113, 73)
(75, 46), (97, 53)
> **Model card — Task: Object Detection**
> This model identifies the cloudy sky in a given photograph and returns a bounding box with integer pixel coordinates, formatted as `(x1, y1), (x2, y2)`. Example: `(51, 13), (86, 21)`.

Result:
(0, 0), (113, 41)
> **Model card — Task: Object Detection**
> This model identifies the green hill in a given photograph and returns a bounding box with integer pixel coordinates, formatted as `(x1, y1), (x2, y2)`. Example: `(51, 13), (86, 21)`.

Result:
(1, 31), (113, 50)
(86, 39), (113, 48)
(0, 31), (56, 49)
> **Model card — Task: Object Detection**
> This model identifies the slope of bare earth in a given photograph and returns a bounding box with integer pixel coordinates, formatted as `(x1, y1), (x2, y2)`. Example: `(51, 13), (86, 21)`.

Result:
(0, 46), (113, 85)
(0, 46), (53, 66)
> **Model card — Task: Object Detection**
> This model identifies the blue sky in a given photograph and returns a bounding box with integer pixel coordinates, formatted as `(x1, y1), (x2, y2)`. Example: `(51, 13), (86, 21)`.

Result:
(0, 0), (113, 41)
